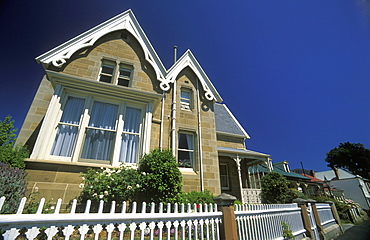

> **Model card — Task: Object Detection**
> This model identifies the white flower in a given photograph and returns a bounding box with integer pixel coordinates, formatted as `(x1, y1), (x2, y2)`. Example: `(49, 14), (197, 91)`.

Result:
(142, 172), (147, 176)
(79, 183), (85, 188)
(99, 194), (104, 199)
(93, 193), (97, 197)
(127, 185), (133, 190)
(136, 184), (140, 188)
(34, 187), (39, 192)
(81, 177), (85, 181)
(104, 191), (108, 195)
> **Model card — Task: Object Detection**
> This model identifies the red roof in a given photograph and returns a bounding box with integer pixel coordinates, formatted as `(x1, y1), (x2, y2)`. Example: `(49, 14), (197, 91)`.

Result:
(300, 173), (323, 183)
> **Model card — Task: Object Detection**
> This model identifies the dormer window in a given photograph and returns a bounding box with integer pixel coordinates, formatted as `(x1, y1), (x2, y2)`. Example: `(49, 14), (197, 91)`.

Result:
(180, 88), (192, 111)
(98, 60), (132, 87)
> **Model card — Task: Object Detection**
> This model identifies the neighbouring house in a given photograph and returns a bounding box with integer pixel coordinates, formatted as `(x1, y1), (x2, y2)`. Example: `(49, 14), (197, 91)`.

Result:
(15, 9), (270, 206)
(292, 169), (326, 196)
(315, 168), (370, 211)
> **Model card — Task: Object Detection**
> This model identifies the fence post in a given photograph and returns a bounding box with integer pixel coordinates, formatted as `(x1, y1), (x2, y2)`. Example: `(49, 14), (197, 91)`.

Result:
(214, 193), (238, 240)
(311, 203), (325, 240)
(293, 198), (315, 239)
(326, 201), (343, 233)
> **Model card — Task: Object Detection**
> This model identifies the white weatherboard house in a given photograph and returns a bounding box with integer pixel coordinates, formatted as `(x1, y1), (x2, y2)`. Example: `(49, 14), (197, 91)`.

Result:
(315, 168), (370, 211)
(16, 9), (270, 206)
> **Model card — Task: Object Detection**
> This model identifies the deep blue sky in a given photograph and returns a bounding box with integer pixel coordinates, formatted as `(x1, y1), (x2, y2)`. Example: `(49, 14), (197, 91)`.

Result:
(1, 1), (370, 172)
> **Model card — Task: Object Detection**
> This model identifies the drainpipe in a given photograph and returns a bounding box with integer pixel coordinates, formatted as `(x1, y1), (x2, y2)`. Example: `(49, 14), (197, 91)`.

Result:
(196, 79), (204, 192)
(171, 46), (177, 155)
(159, 91), (165, 150)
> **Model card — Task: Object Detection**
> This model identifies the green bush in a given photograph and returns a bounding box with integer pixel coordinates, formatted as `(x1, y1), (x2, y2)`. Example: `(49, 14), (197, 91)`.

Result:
(286, 188), (307, 203)
(0, 162), (28, 213)
(177, 190), (215, 205)
(0, 116), (29, 169)
(79, 165), (142, 203)
(261, 172), (290, 204)
(138, 149), (182, 203)
(78, 149), (183, 205)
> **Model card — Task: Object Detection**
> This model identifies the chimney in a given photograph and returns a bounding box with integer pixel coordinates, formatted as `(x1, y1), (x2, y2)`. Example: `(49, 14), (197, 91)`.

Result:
(310, 170), (316, 178)
(332, 167), (340, 179)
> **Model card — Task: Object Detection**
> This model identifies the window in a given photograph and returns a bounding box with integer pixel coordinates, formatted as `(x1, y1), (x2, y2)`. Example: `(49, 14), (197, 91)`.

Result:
(98, 60), (132, 87)
(219, 164), (230, 190)
(180, 89), (192, 111)
(50, 95), (142, 164)
(178, 132), (194, 168)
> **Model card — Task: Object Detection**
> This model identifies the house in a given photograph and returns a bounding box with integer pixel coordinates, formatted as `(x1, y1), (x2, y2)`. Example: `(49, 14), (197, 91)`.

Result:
(315, 168), (370, 211)
(16, 10), (270, 205)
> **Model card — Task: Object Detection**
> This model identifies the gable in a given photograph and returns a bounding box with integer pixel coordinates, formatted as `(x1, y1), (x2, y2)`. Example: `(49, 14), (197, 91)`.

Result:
(36, 9), (222, 103)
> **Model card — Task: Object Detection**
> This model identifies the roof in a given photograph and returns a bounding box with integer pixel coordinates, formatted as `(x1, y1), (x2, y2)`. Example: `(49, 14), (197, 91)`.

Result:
(315, 168), (358, 181)
(255, 164), (310, 181)
(214, 103), (250, 138)
(35, 9), (222, 102)
(217, 146), (270, 162)
(300, 174), (324, 183)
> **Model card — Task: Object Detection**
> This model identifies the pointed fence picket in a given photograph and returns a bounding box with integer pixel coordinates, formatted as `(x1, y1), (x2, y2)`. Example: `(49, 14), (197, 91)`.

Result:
(0, 197), (221, 240)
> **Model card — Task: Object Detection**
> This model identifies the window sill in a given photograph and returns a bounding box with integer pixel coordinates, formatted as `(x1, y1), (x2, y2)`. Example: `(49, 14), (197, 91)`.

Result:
(25, 158), (118, 169)
(179, 167), (197, 175)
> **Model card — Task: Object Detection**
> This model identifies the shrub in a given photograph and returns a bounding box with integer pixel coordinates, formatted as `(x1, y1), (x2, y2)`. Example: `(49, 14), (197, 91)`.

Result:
(0, 162), (27, 213)
(0, 116), (29, 169)
(286, 188), (307, 203)
(79, 165), (142, 204)
(177, 190), (215, 205)
(0, 145), (29, 169)
(261, 172), (290, 204)
(138, 149), (182, 203)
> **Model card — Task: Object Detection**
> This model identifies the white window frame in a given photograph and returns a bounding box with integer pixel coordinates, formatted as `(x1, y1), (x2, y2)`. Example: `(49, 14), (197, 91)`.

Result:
(180, 88), (192, 111)
(98, 59), (133, 87)
(31, 87), (151, 167)
(177, 131), (195, 168)
(220, 163), (230, 190)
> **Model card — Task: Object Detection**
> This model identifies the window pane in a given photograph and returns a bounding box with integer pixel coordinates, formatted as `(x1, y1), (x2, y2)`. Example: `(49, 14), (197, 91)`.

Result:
(123, 107), (141, 133)
(119, 68), (131, 78)
(117, 78), (129, 87)
(102, 65), (114, 75)
(119, 133), (139, 163)
(88, 102), (118, 130)
(178, 150), (193, 168)
(60, 97), (85, 124)
(50, 97), (85, 157)
(81, 101), (118, 161)
(181, 90), (190, 100)
(81, 129), (115, 160)
(51, 125), (79, 157)
(220, 165), (227, 175)
(119, 107), (141, 163)
(99, 75), (112, 83)
(178, 133), (193, 150)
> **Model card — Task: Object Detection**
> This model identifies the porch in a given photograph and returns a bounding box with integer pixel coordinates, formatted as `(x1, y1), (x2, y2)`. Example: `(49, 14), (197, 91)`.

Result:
(218, 146), (271, 204)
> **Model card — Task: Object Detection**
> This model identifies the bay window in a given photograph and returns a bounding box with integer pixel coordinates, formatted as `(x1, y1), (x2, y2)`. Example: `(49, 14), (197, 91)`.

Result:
(49, 94), (144, 165)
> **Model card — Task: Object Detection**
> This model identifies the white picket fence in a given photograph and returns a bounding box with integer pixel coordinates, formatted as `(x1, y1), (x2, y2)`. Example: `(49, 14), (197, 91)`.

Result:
(0, 197), (338, 240)
(0, 197), (222, 240)
(234, 203), (306, 240)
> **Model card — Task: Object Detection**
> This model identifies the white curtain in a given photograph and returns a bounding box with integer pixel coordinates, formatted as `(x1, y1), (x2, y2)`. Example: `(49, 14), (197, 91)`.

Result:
(119, 107), (141, 163)
(51, 97), (85, 157)
(81, 101), (118, 161)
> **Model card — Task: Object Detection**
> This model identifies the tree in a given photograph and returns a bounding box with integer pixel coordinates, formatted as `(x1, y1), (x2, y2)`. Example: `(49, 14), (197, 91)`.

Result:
(261, 172), (290, 204)
(0, 116), (29, 168)
(325, 142), (370, 179)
